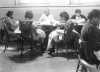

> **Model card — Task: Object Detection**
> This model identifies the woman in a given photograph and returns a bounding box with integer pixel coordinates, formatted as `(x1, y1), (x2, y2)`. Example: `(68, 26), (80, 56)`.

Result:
(3, 11), (19, 34)
(20, 11), (34, 38)
(80, 9), (100, 72)
(20, 11), (46, 40)
(46, 11), (79, 55)
(71, 9), (87, 34)
(39, 8), (57, 26)
(1, 10), (20, 42)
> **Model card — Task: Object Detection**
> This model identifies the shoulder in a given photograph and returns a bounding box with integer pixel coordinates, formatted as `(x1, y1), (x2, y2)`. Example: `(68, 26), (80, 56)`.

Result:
(81, 23), (94, 34)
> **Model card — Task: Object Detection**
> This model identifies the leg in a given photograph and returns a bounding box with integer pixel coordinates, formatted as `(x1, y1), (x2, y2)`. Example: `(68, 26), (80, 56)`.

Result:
(46, 38), (53, 51)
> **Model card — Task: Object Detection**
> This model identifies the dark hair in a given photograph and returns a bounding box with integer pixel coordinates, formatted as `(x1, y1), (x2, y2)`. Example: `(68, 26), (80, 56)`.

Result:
(88, 9), (100, 25)
(75, 9), (81, 13)
(25, 11), (33, 19)
(60, 11), (69, 21)
(6, 11), (13, 17)
(88, 9), (100, 20)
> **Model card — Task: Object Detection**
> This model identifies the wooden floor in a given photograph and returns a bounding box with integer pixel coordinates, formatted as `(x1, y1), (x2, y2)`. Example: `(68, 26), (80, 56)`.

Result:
(0, 51), (78, 72)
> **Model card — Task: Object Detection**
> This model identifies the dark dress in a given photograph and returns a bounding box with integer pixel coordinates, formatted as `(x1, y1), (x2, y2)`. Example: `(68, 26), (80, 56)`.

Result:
(80, 23), (100, 65)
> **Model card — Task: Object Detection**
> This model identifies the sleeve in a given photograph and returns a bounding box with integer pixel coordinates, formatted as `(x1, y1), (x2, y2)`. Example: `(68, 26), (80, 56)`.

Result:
(71, 15), (76, 19)
(81, 15), (87, 21)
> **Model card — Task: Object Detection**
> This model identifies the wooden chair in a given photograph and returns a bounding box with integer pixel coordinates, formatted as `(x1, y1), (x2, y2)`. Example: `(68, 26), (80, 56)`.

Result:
(3, 21), (20, 54)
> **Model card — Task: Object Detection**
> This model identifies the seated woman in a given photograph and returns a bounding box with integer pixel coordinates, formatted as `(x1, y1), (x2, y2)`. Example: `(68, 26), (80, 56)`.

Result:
(19, 11), (34, 38)
(4, 11), (19, 33)
(46, 11), (79, 55)
(20, 11), (46, 41)
(80, 9), (100, 72)
(39, 8), (57, 26)
(71, 9), (87, 34)
(2, 11), (20, 40)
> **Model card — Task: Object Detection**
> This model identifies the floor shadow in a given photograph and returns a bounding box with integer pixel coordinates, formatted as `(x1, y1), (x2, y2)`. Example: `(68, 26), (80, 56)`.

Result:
(8, 48), (42, 63)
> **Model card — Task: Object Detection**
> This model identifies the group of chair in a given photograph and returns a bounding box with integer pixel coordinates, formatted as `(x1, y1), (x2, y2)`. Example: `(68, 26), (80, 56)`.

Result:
(0, 20), (44, 56)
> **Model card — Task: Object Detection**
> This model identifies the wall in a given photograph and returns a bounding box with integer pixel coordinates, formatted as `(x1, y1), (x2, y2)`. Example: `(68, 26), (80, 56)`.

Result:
(0, 0), (100, 21)
(0, 6), (100, 21)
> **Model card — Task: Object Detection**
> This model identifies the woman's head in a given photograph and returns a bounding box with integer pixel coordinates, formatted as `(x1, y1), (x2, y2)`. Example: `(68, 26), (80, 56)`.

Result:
(6, 11), (14, 18)
(25, 11), (34, 19)
(75, 9), (81, 16)
(60, 11), (69, 22)
(44, 8), (50, 16)
(88, 9), (100, 26)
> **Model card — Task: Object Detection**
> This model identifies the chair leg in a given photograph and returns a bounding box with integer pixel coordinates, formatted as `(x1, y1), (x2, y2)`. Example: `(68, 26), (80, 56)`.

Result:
(20, 38), (24, 56)
(3, 39), (8, 53)
(30, 40), (33, 50)
(3, 45), (7, 53)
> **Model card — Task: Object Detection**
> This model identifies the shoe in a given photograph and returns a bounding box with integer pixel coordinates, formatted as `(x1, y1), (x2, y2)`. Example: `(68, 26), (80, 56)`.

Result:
(43, 52), (52, 58)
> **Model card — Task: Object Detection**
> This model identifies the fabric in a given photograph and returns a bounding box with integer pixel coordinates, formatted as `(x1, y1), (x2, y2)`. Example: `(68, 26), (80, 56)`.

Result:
(0, 17), (6, 30)
(71, 15), (87, 28)
(80, 23), (100, 65)
(47, 27), (79, 50)
(4, 17), (19, 33)
(39, 14), (57, 26)
(46, 28), (64, 50)
(49, 29), (64, 42)
(36, 28), (46, 39)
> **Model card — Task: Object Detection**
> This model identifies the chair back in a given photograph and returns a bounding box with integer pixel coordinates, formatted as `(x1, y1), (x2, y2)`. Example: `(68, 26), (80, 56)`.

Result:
(19, 20), (33, 37)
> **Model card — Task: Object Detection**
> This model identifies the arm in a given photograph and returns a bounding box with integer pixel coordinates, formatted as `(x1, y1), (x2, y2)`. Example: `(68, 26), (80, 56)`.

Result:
(81, 15), (87, 21)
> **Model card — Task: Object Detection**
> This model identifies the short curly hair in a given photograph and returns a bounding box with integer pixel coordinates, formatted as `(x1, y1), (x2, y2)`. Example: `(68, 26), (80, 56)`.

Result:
(6, 11), (13, 17)
(88, 9), (100, 20)
(75, 9), (81, 13)
(25, 11), (33, 19)
(60, 11), (69, 21)
(88, 9), (100, 25)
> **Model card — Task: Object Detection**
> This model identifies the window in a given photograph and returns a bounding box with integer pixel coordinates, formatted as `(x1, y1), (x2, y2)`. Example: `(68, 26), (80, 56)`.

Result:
(71, 0), (100, 5)
(0, 0), (15, 7)
(18, 0), (70, 6)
